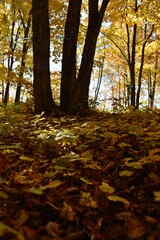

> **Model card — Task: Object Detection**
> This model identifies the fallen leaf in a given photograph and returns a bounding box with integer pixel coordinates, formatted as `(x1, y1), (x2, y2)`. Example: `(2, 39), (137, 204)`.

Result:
(154, 191), (160, 201)
(0, 152), (8, 173)
(108, 195), (130, 205)
(0, 191), (8, 199)
(116, 212), (146, 239)
(99, 182), (115, 194)
(0, 221), (25, 240)
(60, 202), (76, 222)
(25, 187), (43, 195)
(41, 180), (63, 190)
(119, 170), (134, 177)
(45, 221), (61, 238)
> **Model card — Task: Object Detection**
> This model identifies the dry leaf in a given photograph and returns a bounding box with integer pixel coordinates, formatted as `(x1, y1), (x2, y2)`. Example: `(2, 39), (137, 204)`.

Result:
(116, 212), (146, 239)
(59, 202), (76, 222)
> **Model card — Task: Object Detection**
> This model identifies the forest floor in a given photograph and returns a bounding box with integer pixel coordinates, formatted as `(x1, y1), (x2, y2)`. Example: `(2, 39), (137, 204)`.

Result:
(0, 107), (160, 240)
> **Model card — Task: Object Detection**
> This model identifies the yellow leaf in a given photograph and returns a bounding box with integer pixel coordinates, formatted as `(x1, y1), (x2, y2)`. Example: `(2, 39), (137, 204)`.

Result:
(99, 182), (115, 193)
(154, 191), (160, 201)
(41, 180), (63, 190)
(0, 221), (25, 239)
(80, 177), (92, 185)
(108, 195), (130, 205)
(119, 170), (134, 177)
(25, 188), (43, 195)
(20, 155), (34, 161)
(0, 191), (8, 199)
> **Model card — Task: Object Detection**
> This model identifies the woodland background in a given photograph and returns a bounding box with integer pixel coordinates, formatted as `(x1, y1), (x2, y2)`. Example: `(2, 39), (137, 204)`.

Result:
(1, 1), (160, 240)
(0, 0), (159, 113)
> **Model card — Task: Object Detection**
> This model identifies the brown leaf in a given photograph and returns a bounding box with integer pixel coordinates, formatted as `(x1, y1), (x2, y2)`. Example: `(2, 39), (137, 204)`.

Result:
(45, 221), (61, 238)
(19, 226), (36, 240)
(59, 202), (76, 222)
(116, 212), (146, 239)
(0, 152), (8, 173)
(147, 224), (160, 240)
(64, 231), (82, 240)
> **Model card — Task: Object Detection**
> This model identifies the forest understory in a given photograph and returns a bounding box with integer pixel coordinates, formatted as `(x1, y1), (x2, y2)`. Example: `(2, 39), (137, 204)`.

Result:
(0, 108), (160, 240)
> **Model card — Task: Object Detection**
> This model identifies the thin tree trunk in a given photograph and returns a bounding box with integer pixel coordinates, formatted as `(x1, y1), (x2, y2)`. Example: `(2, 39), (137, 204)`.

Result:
(3, 8), (20, 105)
(151, 54), (158, 108)
(15, 9), (31, 103)
(136, 23), (154, 108)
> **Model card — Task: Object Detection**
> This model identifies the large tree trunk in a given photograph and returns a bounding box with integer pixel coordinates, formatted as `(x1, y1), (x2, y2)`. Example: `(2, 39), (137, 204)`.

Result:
(60, 0), (82, 113)
(75, 0), (110, 109)
(60, 0), (109, 114)
(32, 0), (54, 114)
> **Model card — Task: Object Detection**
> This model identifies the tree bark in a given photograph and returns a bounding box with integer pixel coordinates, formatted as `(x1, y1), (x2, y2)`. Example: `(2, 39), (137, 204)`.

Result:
(60, 0), (82, 113)
(136, 23), (154, 108)
(15, 9), (32, 103)
(75, 0), (110, 109)
(32, 0), (54, 114)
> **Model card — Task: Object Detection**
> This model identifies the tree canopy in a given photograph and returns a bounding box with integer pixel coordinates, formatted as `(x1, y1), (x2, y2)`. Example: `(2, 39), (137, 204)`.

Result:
(0, 0), (159, 113)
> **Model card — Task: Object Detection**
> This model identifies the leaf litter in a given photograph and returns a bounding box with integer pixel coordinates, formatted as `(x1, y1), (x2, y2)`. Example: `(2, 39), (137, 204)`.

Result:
(0, 109), (160, 239)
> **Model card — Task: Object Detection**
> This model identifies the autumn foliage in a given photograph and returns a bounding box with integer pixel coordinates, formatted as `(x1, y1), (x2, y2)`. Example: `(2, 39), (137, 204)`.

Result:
(0, 108), (160, 239)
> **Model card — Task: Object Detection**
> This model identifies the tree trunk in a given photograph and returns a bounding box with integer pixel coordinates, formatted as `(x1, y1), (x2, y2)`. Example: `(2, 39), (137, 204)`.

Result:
(60, 0), (109, 114)
(151, 54), (158, 108)
(15, 9), (31, 103)
(136, 41), (146, 109)
(136, 23), (154, 108)
(32, 0), (54, 114)
(75, 0), (110, 109)
(3, 82), (10, 105)
(128, 23), (137, 107)
(60, 0), (82, 113)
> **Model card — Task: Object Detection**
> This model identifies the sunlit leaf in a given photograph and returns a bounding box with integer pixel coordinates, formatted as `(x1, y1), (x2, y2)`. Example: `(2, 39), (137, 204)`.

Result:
(99, 182), (115, 193)
(80, 192), (97, 208)
(119, 170), (134, 177)
(118, 142), (131, 148)
(108, 195), (130, 205)
(25, 188), (43, 195)
(124, 161), (143, 169)
(41, 180), (63, 190)
(80, 177), (92, 185)
(154, 191), (160, 201)
(19, 155), (34, 161)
